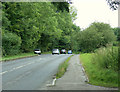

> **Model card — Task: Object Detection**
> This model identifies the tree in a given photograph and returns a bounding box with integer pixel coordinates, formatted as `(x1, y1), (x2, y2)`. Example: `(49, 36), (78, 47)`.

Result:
(77, 22), (116, 52)
(2, 2), (78, 55)
(56, 11), (73, 50)
(2, 32), (21, 56)
(69, 6), (77, 22)
(52, 2), (69, 12)
(106, 0), (120, 10)
(70, 24), (80, 52)
(112, 27), (120, 41)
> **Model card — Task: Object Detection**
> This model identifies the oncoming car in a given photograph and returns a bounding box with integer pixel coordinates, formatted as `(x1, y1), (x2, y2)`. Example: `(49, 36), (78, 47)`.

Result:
(52, 49), (60, 55)
(34, 49), (41, 55)
(68, 50), (72, 54)
(60, 49), (66, 54)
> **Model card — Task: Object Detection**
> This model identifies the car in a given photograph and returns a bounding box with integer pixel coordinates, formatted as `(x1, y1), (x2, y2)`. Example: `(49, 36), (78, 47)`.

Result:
(52, 49), (60, 55)
(60, 49), (66, 54)
(68, 50), (72, 54)
(34, 49), (41, 55)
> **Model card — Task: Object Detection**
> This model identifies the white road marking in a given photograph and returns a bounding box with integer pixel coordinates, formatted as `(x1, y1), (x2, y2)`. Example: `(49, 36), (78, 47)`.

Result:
(0, 61), (37, 75)
(46, 78), (56, 87)
(0, 71), (8, 75)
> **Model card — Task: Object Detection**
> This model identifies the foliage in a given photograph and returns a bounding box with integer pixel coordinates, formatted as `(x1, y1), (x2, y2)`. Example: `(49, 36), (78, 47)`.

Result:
(52, 2), (69, 12)
(77, 22), (116, 53)
(80, 52), (118, 87)
(70, 25), (80, 52)
(2, 32), (21, 56)
(2, 2), (117, 56)
(92, 47), (118, 71)
(112, 27), (120, 42)
(2, 2), (74, 55)
(69, 6), (77, 22)
(113, 41), (119, 46)
(106, 0), (120, 10)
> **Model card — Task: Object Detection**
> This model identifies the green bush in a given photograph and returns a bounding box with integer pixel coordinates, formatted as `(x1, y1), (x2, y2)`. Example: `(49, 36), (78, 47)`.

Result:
(2, 32), (21, 56)
(80, 52), (118, 87)
(92, 47), (118, 72)
(113, 41), (118, 46)
(78, 22), (116, 53)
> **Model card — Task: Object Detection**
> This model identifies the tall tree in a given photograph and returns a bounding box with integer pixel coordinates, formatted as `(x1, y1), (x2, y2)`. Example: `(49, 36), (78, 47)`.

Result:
(77, 22), (116, 52)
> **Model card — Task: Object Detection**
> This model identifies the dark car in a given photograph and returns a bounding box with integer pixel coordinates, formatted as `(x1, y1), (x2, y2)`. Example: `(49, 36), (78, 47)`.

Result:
(60, 49), (66, 54)
(34, 49), (41, 55)
(52, 49), (60, 55)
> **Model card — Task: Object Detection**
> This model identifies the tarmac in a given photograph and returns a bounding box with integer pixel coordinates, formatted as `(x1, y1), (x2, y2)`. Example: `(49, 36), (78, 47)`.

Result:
(46, 55), (118, 90)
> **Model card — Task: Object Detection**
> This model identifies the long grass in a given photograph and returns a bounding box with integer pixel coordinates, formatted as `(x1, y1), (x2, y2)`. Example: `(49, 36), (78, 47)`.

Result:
(56, 55), (73, 79)
(80, 47), (118, 87)
(93, 47), (118, 71)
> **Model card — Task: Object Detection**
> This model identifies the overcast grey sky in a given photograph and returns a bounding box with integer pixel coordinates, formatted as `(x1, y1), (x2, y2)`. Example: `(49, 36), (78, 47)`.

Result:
(71, 0), (118, 29)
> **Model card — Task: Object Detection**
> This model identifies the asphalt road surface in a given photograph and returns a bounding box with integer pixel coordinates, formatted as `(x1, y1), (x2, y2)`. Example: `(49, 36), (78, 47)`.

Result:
(2, 54), (72, 90)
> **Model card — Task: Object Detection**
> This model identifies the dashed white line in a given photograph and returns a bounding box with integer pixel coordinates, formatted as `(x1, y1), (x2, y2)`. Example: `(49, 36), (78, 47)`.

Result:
(0, 71), (8, 75)
(0, 61), (36, 75)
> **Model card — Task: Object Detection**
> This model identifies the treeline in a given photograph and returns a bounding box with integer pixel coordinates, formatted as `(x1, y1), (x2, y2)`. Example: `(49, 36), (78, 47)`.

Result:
(2, 2), (78, 56)
(76, 22), (117, 53)
(113, 27), (120, 41)
(2, 2), (117, 56)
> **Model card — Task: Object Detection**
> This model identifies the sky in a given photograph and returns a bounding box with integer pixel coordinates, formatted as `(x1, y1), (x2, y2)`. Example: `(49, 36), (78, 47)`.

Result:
(71, 0), (118, 29)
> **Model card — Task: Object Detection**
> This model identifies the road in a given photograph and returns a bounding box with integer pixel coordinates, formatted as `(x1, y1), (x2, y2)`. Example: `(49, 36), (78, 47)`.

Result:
(2, 54), (72, 90)
(47, 55), (118, 90)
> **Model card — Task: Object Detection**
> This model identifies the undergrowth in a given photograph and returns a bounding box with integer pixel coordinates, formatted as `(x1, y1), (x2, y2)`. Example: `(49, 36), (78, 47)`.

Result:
(80, 47), (118, 87)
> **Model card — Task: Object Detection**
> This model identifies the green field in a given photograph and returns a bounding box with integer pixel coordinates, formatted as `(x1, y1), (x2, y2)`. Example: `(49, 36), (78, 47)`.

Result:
(80, 52), (118, 87)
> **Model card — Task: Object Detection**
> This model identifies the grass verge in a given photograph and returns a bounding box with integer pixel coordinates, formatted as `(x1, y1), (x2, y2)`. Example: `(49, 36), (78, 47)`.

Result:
(42, 51), (51, 54)
(2, 52), (52, 61)
(2, 53), (38, 61)
(80, 53), (118, 87)
(56, 55), (73, 79)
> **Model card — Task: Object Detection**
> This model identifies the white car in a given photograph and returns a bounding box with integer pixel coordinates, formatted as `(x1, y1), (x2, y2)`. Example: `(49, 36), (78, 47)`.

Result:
(34, 49), (41, 55)
(52, 49), (60, 55)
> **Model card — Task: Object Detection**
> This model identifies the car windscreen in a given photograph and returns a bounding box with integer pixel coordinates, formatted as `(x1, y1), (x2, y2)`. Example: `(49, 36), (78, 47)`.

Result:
(53, 49), (58, 51)
(34, 49), (40, 51)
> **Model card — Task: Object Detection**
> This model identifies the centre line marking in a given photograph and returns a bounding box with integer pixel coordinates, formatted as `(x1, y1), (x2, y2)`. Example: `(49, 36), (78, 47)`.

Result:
(1, 62), (35, 75)
(0, 71), (8, 75)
